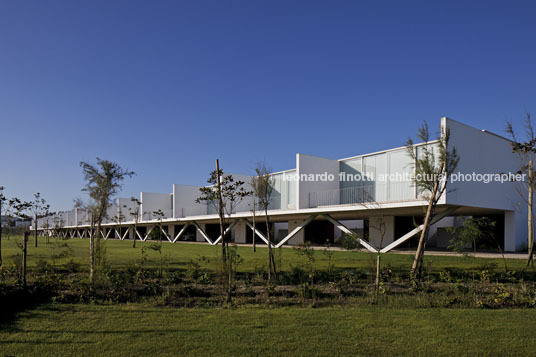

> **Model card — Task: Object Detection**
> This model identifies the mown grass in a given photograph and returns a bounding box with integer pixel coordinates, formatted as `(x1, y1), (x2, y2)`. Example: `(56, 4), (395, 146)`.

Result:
(0, 235), (528, 274)
(1, 303), (535, 356)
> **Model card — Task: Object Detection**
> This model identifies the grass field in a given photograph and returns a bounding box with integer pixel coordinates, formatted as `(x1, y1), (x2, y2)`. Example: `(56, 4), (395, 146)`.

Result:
(2, 236), (535, 356)
(0, 235), (528, 274)
(1, 303), (536, 356)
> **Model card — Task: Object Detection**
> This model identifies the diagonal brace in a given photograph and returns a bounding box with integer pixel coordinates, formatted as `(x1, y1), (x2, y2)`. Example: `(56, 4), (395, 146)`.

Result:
(380, 207), (458, 253)
(323, 214), (378, 253)
(275, 215), (318, 248)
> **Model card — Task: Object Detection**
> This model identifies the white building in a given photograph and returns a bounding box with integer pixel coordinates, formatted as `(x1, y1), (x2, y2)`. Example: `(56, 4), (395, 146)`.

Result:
(37, 118), (529, 252)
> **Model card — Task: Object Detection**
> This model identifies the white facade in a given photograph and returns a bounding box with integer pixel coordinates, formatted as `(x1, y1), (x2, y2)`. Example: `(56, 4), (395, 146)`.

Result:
(37, 118), (529, 252)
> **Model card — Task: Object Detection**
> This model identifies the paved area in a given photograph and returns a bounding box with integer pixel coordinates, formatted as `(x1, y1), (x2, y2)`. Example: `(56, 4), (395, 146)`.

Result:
(176, 240), (528, 259)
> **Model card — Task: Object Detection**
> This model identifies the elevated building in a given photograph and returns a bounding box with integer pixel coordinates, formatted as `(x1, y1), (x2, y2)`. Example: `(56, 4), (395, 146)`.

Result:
(37, 118), (528, 252)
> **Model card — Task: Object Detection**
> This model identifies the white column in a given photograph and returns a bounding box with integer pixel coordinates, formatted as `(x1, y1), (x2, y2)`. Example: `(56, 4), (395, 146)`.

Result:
(287, 220), (305, 245)
(168, 225), (175, 241)
(369, 216), (395, 249)
(504, 210), (521, 252)
(233, 221), (247, 244)
(196, 223), (206, 242)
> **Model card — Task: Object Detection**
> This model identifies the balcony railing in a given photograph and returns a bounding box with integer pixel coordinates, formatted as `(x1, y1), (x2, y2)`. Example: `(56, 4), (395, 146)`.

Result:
(309, 182), (416, 208)
(141, 209), (173, 221)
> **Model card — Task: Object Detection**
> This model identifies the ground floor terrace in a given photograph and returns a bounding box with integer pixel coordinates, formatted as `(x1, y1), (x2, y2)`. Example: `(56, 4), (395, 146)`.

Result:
(36, 202), (521, 253)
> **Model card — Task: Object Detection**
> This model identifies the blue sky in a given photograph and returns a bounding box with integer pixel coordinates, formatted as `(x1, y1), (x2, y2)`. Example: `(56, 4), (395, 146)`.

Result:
(1, 0), (535, 211)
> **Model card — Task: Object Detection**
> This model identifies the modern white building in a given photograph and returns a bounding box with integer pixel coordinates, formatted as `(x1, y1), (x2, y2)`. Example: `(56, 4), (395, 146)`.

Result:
(37, 118), (529, 252)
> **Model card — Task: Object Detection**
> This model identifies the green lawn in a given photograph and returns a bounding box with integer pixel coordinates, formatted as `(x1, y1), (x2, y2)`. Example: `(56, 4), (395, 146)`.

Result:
(0, 235), (527, 274)
(1, 237), (535, 356)
(1, 303), (534, 356)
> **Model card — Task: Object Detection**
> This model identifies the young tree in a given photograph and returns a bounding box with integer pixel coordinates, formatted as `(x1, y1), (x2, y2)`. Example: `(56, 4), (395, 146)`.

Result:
(197, 159), (251, 304)
(506, 113), (536, 266)
(251, 162), (276, 280)
(250, 199), (257, 252)
(79, 158), (134, 285)
(152, 209), (166, 242)
(0, 189), (24, 260)
(447, 217), (507, 272)
(128, 197), (142, 248)
(406, 121), (459, 279)
(0, 186), (5, 266)
(10, 200), (32, 287)
(114, 204), (126, 240)
(29, 192), (50, 248)
(51, 214), (65, 238)
(369, 215), (387, 303)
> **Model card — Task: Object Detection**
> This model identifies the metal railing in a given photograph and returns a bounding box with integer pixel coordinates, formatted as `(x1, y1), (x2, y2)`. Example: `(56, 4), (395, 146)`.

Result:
(309, 181), (416, 208)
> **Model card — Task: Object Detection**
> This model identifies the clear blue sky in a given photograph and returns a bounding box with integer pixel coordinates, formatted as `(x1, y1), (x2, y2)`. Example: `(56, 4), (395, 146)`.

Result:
(1, 0), (535, 211)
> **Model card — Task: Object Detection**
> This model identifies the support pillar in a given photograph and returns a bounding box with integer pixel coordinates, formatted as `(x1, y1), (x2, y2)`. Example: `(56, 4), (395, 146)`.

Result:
(233, 220), (247, 244)
(369, 216), (395, 249)
(168, 225), (175, 241)
(505, 211), (520, 252)
(287, 220), (305, 245)
(196, 223), (206, 242)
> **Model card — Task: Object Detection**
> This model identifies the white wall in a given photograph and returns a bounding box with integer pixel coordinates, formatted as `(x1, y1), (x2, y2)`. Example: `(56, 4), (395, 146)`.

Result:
(296, 153), (340, 209)
(369, 216), (394, 248)
(117, 197), (138, 222)
(75, 208), (89, 226)
(226, 173), (254, 214)
(140, 192), (173, 220)
(105, 203), (118, 223)
(173, 184), (207, 218)
(445, 117), (528, 250)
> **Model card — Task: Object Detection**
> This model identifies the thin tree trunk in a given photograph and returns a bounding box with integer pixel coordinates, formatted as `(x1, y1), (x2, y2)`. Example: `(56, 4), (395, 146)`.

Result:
(215, 159), (230, 304)
(252, 199), (256, 252)
(0, 201), (3, 267)
(375, 254), (381, 302)
(90, 217), (95, 286)
(266, 208), (274, 280)
(527, 160), (534, 267)
(498, 244), (508, 273)
(22, 231), (28, 288)
(132, 224), (137, 248)
(411, 162), (444, 278)
(96, 222), (102, 266)
(411, 197), (434, 277)
(34, 213), (38, 248)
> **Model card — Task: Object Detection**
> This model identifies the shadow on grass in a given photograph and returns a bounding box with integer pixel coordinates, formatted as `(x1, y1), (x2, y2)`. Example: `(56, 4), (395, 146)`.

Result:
(0, 284), (55, 332)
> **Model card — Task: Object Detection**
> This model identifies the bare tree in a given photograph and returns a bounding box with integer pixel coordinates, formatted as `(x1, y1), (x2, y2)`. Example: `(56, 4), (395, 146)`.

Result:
(127, 197), (142, 248)
(114, 204), (126, 240)
(406, 121), (459, 279)
(152, 209), (166, 242)
(79, 158), (134, 285)
(29, 192), (50, 248)
(368, 215), (387, 302)
(51, 214), (65, 238)
(0, 186), (5, 266)
(506, 113), (536, 266)
(250, 199), (257, 252)
(251, 162), (276, 280)
(197, 160), (251, 305)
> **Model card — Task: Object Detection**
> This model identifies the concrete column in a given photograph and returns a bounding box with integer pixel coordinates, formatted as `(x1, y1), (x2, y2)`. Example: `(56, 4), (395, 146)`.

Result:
(129, 226), (134, 240)
(287, 220), (305, 245)
(233, 221), (247, 244)
(168, 225), (175, 241)
(369, 216), (395, 249)
(505, 211), (518, 252)
(196, 223), (206, 242)
(273, 222), (288, 242)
